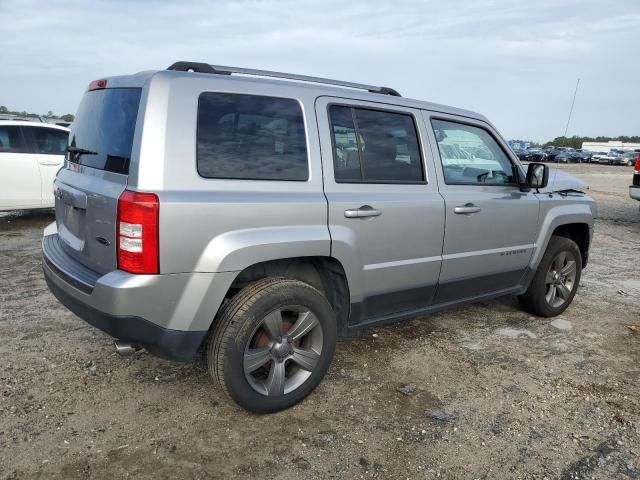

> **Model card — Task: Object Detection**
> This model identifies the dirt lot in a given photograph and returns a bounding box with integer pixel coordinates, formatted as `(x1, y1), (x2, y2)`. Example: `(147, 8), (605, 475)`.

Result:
(1, 163), (638, 480)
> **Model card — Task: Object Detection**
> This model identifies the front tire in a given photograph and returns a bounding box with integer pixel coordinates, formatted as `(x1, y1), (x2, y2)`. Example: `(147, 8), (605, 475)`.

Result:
(207, 277), (337, 413)
(519, 236), (582, 317)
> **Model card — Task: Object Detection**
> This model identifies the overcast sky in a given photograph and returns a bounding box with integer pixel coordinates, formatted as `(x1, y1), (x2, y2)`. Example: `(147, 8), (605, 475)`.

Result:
(1, 0), (639, 141)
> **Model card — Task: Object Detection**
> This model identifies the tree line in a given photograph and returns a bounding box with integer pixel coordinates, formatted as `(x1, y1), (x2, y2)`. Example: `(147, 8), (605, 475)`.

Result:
(0, 105), (74, 122)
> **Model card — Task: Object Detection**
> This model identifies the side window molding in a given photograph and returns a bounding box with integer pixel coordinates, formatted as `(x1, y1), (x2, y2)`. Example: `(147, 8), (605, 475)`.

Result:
(328, 104), (425, 185)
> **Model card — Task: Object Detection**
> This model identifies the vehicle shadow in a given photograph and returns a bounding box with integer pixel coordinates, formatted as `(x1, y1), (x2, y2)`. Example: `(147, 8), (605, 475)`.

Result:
(0, 209), (55, 231)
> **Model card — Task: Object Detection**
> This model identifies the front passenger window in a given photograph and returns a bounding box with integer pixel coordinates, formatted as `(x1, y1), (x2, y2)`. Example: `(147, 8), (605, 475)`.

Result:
(431, 119), (515, 185)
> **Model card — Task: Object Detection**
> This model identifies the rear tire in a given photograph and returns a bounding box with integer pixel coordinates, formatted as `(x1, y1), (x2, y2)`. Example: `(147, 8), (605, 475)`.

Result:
(207, 277), (337, 413)
(519, 236), (582, 317)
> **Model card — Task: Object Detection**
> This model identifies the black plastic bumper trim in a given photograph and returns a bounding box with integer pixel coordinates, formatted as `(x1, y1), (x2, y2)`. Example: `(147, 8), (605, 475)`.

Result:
(43, 255), (94, 294)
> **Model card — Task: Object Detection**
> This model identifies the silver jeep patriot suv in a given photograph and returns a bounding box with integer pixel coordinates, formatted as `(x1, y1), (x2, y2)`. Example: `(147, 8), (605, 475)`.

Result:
(43, 61), (595, 412)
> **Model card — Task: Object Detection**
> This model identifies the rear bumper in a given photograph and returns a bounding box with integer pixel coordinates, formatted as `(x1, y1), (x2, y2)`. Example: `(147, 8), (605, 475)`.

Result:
(630, 185), (640, 201)
(42, 225), (237, 361)
(44, 269), (207, 361)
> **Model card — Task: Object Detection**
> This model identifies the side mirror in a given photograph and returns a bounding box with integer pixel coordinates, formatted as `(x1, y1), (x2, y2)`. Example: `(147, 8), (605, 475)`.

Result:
(526, 162), (549, 189)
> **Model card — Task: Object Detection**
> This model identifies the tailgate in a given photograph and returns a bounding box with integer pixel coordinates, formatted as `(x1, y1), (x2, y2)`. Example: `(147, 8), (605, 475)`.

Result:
(53, 85), (142, 275)
(54, 167), (126, 274)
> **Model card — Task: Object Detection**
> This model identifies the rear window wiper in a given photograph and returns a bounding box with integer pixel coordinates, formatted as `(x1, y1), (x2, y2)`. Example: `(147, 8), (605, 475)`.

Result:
(67, 146), (98, 155)
(66, 146), (98, 158)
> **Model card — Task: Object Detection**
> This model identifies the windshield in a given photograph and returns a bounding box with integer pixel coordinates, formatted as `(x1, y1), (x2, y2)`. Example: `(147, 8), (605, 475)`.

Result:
(68, 88), (141, 174)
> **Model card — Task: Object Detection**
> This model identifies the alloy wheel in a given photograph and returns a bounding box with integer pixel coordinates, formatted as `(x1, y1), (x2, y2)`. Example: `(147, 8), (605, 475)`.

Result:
(243, 306), (323, 396)
(545, 251), (577, 308)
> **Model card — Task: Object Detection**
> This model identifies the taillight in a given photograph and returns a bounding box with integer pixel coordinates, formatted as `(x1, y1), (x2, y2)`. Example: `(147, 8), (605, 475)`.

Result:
(117, 190), (159, 274)
(635, 157), (640, 173)
(88, 79), (108, 91)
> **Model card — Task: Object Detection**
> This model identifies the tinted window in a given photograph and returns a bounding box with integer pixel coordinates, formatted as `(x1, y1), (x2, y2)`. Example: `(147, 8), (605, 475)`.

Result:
(431, 119), (515, 185)
(329, 105), (424, 183)
(0, 126), (27, 153)
(330, 106), (361, 181)
(28, 127), (68, 154)
(69, 88), (142, 174)
(197, 93), (308, 181)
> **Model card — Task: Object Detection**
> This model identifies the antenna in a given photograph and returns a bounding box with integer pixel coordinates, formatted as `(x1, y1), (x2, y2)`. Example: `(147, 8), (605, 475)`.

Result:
(563, 78), (580, 139)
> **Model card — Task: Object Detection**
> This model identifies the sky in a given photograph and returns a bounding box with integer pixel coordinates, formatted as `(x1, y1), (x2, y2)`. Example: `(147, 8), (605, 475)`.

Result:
(1, 0), (639, 142)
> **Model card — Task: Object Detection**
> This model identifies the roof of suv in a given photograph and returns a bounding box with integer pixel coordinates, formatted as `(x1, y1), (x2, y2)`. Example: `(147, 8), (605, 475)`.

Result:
(99, 64), (490, 124)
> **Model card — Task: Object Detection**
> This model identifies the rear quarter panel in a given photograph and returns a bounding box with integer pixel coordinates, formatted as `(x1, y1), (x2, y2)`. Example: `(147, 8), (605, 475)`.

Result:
(132, 72), (330, 274)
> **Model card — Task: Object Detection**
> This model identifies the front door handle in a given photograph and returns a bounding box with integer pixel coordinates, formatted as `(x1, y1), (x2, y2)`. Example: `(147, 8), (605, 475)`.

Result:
(344, 205), (382, 219)
(453, 203), (481, 214)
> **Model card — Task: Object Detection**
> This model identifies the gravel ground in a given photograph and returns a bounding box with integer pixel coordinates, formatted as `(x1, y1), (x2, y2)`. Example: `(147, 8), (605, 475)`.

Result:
(1, 163), (638, 480)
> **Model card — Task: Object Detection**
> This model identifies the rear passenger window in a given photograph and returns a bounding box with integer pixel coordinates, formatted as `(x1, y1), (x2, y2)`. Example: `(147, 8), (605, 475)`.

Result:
(329, 105), (424, 183)
(197, 93), (308, 181)
(0, 126), (27, 153)
(27, 127), (68, 155)
(431, 119), (516, 185)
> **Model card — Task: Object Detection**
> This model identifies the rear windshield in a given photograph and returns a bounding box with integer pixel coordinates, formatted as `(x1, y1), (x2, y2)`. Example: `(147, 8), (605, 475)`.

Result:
(68, 88), (141, 174)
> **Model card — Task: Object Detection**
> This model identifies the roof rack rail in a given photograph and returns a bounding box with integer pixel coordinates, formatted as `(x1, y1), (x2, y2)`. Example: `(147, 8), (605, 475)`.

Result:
(167, 61), (401, 97)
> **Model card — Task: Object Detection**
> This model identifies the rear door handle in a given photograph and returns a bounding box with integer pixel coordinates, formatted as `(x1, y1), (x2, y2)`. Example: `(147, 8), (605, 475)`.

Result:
(453, 203), (481, 214)
(344, 205), (382, 219)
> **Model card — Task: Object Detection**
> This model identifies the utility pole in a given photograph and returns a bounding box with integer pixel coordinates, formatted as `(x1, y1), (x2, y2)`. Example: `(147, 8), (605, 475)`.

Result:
(563, 78), (581, 143)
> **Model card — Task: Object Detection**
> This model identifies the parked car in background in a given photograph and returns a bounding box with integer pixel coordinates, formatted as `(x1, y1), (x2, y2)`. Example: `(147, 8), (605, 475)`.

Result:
(547, 148), (574, 162)
(546, 148), (560, 162)
(555, 151), (574, 163)
(630, 156), (640, 201)
(621, 151), (640, 167)
(575, 150), (592, 163)
(42, 62), (595, 412)
(542, 148), (556, 161)
(591, 152), (608, 163)
(526, 149), (549, 162)
(513, 149), (530, 161)
(0, 120), (69, 211)
(570, 151), (584, 163)
(603, 150), (627, 165)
